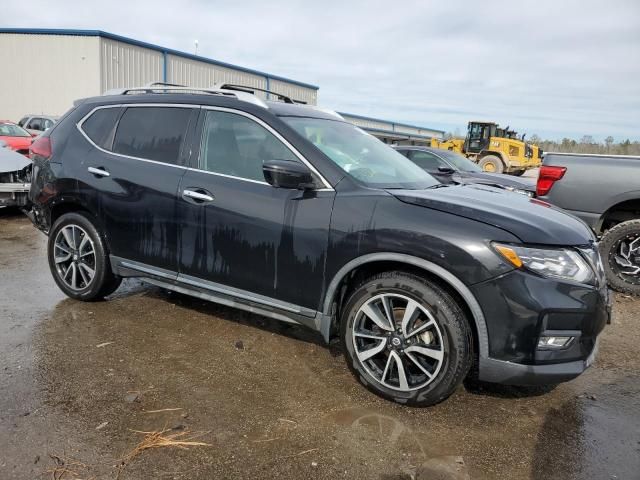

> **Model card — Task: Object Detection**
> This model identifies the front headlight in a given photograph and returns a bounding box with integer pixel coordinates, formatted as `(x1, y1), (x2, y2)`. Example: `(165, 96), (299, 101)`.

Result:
(494, 243), (594, 284)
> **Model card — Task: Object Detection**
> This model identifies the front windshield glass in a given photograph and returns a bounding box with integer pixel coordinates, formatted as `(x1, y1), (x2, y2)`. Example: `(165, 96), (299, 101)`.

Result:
(0, 123), (31, 138)
(435, 150), (482, 172)
(282, 117), (438, 189)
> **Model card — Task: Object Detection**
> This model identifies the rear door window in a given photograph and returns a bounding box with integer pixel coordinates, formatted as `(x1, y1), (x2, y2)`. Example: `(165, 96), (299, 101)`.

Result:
(113, 107), (192, 165)
(81, 107), (122, 149)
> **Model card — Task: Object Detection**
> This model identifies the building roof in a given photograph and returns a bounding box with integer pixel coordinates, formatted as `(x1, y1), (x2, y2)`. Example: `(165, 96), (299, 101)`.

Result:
(339, 112), (444, 141)
(0, 27), (318, 90)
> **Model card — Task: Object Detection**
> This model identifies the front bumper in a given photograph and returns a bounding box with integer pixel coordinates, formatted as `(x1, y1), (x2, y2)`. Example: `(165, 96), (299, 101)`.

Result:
(478, 338), (600, 385)
(471, 268), (610, 385)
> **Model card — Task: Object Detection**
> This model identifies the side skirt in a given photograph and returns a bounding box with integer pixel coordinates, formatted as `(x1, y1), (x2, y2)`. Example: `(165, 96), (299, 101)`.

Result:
(110, 255), (320, 331)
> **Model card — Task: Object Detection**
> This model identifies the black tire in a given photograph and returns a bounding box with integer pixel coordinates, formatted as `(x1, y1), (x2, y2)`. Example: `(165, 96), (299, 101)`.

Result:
(599, 219), (640, 295)
(510, 169), (526, 177)
(47, 211), (122, 301)
(341, 271), (473, 407)
(478, 155), (504, 174)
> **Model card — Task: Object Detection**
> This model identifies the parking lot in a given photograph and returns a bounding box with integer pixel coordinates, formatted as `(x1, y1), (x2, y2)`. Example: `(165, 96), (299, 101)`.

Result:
(0, 209), (638, 480)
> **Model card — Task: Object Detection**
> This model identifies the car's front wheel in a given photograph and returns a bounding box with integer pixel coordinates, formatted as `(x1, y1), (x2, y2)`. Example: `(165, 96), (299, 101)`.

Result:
(341, 271), (473, 406)
(47, 212), (121, 301)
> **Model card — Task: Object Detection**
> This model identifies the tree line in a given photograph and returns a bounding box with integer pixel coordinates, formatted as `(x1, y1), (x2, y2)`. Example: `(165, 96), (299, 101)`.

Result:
(528, 135), (640, 156)
(444, 131), (640, 156)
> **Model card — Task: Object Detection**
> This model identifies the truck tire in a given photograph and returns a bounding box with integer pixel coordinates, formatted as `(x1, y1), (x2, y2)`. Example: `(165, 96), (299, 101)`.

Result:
(510, 169), (526, 177)
(341, 271), (473, 407)
(478, 155), (504, 174)
(47, 212), (122, 301)
(599, 219), (640, 295)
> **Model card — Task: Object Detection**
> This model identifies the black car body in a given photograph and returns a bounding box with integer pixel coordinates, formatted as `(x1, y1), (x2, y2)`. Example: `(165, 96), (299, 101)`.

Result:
(395, 145), (536, 196)
(28, 85), (609, 406)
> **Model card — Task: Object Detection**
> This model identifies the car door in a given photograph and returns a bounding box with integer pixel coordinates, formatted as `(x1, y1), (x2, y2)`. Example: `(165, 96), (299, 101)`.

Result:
(178, 107), (335, 317)
(77, 104), (198, 274)
(408, 150), (453, 183)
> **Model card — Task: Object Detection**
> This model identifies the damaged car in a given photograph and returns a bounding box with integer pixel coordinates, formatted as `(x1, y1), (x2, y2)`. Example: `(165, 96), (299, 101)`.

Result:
(0, 144), (32, 208)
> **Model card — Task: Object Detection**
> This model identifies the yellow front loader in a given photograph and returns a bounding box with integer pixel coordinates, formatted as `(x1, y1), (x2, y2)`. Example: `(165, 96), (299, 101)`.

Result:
(431, 121), (541, 175)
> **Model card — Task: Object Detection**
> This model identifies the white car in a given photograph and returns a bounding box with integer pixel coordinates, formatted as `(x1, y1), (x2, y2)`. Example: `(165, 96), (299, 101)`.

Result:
(17, 115), (58, 135)
(0, 145), (31, 208)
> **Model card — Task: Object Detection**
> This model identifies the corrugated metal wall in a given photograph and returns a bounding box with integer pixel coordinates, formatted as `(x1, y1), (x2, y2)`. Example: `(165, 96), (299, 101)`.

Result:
(100, 38), (163, 92)
(0, 33), (100, 121)
(341, 115), (392, 132)
(268, 78), (317, 105)
(166, 55), (268, 98)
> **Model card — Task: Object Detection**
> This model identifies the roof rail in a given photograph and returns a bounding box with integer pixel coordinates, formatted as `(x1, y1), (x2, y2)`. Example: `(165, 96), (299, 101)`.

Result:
(102, 82), (268, 108)
(212, 83), (302, 104)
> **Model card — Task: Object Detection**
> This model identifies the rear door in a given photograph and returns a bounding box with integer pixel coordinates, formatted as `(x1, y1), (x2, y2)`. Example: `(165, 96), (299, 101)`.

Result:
(77, 104), (198, 273)
(178, 107), (335, 315)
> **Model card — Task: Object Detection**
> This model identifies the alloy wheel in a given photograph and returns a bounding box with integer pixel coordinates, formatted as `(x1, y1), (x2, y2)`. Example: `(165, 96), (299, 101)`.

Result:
(352, 293), (445, 392)
(53, 224), (96, 291)
(613, 234), (640, 284)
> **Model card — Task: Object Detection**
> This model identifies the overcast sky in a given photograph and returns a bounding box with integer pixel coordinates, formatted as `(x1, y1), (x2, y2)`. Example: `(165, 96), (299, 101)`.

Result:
(4, 0), (639, 140)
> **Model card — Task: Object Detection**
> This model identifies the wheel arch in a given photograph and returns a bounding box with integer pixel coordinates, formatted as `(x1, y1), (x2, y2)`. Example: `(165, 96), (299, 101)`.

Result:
(48, 199), (112, 252)
(598, 196), (640, 233)
(320, 253), (489, 360)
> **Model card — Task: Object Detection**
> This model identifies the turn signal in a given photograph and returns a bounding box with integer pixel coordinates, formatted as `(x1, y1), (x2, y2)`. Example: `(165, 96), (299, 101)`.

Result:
(494, 245), (523, 268)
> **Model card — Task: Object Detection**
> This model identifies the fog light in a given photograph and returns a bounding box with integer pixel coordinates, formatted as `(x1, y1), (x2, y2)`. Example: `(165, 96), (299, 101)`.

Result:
(538, 336), (574, 349)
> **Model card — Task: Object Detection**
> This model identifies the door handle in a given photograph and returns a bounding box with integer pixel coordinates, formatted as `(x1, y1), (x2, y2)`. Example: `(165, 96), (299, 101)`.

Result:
(182, 189), (214, 203)
(88, 167), (110, 177)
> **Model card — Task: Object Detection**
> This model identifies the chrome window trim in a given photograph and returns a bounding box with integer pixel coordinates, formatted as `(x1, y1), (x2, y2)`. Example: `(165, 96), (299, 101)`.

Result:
(198, 106), (334, 190)
(76, 103), (200, 170)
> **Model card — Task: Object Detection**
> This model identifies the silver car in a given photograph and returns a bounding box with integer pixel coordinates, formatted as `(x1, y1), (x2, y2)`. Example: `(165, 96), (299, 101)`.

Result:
(17, 115), (58, 135)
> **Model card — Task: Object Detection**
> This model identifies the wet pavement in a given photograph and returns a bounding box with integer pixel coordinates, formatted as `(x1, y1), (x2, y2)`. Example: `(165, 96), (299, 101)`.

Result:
(1, 209), (639, 480)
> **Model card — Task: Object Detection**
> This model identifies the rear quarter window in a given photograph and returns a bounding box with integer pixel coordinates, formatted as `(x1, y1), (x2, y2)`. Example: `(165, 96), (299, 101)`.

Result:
(81, 107), (122, 149)
(112, 107), (192, 165)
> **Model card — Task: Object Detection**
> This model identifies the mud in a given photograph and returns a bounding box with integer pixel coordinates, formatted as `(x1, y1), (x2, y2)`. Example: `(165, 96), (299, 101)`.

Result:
(1, 209), (638, 479)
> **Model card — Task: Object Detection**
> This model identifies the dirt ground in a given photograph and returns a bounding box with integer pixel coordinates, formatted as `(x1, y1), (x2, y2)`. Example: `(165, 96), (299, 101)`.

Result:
(1, 209), (638, 480)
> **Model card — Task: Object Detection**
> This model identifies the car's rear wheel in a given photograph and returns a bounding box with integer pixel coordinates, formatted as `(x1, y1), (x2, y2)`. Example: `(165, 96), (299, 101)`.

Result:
(600, 219), (640, 295)
(478, 155), (504, 173)
(341, 271), (473, 406)
(48, 212), (121, 301)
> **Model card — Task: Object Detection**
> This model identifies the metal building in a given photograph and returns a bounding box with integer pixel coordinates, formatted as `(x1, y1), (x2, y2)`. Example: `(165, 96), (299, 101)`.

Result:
(340, 112), (444, 145)
(0, 28), (319, 122)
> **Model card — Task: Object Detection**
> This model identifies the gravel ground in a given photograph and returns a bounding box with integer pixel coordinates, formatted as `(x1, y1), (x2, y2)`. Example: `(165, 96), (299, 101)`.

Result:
(1, 210), (638, 480)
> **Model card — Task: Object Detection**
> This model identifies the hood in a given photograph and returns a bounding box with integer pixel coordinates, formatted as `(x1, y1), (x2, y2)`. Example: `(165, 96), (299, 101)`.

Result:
(457, 171), (535, 191)
(390, 184), (594, 245)
(0, 146), (32, 172)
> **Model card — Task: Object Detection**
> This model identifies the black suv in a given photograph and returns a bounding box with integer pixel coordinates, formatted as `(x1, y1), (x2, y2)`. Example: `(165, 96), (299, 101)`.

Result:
(28, 84), (610, 406)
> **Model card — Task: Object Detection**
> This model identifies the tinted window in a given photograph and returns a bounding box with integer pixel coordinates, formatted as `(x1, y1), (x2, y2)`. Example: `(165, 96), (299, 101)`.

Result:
(113, 107), (191, 164)
(29, 118), (43, 130)
(200, 110), (298, 182)
(408, 151), (448, 171)
(18, 117), (28, 127)
(82, 107), (122, 149)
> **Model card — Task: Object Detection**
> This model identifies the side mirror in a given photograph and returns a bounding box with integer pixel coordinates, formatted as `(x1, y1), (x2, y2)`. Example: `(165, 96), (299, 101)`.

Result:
(30, 131), (38, 137)
(438, 166), (455, 174)
(263, 160), (314, 189)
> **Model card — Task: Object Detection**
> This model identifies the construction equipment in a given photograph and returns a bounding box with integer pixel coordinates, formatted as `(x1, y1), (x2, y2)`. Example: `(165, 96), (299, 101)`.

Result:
(431, 121), (542, 175)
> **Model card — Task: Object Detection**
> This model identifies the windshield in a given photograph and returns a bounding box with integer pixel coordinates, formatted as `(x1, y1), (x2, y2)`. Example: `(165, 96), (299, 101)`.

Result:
(434, 149), (482, 172)
(0, 123), (31, 138)
(282, 117), (438, 189)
